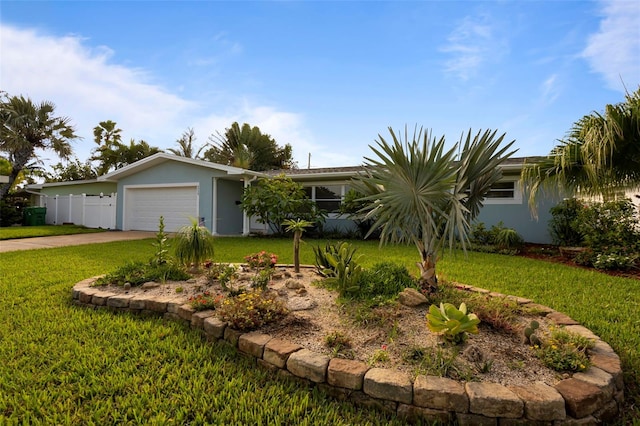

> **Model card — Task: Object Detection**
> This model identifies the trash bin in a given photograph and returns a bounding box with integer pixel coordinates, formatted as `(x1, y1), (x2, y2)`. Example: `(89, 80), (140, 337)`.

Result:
(23, 207), (47, 226)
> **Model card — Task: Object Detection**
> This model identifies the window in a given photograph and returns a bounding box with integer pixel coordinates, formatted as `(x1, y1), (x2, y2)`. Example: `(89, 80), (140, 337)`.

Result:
(303, 184), (348, 213)
(483, 179), (522, 204)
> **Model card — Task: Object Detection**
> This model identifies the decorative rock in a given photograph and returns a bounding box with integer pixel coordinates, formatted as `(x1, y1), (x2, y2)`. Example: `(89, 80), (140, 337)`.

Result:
(223, 327), (243, 347)
(554, 415), (598, 425)
(263, 338), (302, 368)
(285, 279), (305, 290)
(466, 382), (523, 419)
(203, 317), (227, 338)
(106, 294), (133, 308)
(295, 288), (308, 296)
(177, 304), (195, 321)
(397, 404), (452, 424)
(78, 288), (99, 303)
(191, 310), (215, 328)
(238, 332), (272, 358)
(91, 292), (116, 306)
(509, 383), (566, 421)
(456, 412), (497, 426)
(287, 296), (316, 311)
(327, 358), (369, 390)
(397, 288), (428, 307)
(286, 349), (330, 383)
(573, 367), (615, 398)
(563, 325), (599, 341)
(123, 282), (131, 290)
(413, 375), (469, 412)
(141, 281), (160, 289)
(590, 340), (615, 356)
(593, 400), (619, 423)
(555, 378), (605, 419)
(363, 368), (412, 404)
(349, 390), (398, 415)
(129, 296), (150, 310)
(547, 312), (580, 325)
(146, 297), (172, 313)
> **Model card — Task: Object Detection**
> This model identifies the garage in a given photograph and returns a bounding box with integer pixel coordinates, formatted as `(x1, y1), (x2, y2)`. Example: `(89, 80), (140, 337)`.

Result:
(123, 184), (198, 232)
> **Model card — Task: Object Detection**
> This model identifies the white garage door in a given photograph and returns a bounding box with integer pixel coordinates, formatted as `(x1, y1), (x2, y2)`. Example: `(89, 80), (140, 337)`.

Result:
(124, 185), (198, 232)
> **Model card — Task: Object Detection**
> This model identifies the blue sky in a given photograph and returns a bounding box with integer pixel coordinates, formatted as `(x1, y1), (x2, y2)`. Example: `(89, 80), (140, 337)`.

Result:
(1, 1), (639, 169)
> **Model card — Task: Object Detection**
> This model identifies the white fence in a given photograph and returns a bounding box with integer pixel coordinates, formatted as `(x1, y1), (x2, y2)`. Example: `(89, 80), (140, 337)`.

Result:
(39, 193), (117, 229)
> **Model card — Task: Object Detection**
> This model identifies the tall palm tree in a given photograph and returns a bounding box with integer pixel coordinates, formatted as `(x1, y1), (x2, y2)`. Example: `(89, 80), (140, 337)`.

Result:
(91, 120), (123, 175)
(168, 128), (206, 159)
(353, 126), (516, 292)
(0, 94), (76, 198)
(522, 87), (640, 209)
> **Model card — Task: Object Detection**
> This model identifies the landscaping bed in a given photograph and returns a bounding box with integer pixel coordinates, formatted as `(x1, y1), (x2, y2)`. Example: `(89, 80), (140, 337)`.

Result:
(80, 264), (625, 424)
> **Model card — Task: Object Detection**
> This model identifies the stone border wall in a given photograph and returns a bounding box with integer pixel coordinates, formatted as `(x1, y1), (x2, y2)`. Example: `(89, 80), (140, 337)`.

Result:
(72, 277), (624, 425)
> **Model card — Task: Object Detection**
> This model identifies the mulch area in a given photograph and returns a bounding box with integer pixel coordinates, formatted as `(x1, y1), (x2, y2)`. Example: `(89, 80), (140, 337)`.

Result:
(517, 244), (640, 281)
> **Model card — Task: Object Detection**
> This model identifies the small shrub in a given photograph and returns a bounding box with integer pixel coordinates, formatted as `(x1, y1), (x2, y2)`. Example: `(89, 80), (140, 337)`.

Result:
(533, 327), (594, 372)
(593, 252), (636, 271)
(320, 242), (364, 297)
(359, 262), (418, 298)
(324, 331), (352, 350)
(251, 268), (274, 291)
(494, 228), (524, 251)
(188, 292), (224, 311)
(174, 218), (215, 270)
(426, 302), (480, 344)
(313, 241), (358, 276)
(244, 251), (278, 269)
(217, 290), (288, 331)
(151, 216), (170, 266)
(207, 263), (239, 290)
(548, 198), (584, 246)
(468, 221), (524, 254)
(95, 261), (189, 286)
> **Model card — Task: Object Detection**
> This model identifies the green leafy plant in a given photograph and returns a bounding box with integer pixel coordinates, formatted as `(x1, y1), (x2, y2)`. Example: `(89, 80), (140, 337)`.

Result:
(174, 218), (215, 270)
(216, 290), (288, 331)
(368, 346), (390, 366)
(321, 242), (364, 297)
(95, 261), (190, 286)
(533, 328), (594, 372)
(358, 261), (418, 298)
(426, 302), (480, 344)
(324, 331), (353, 358)
(548, 198), (585, 246)
(207, 263), (239, 290)
(151, 216), (170, 266)
(313, 241), (357, 276)
(251, 268), (273, 291)
(404, 346), (475, 381)
(188, 291), (224, 311)
(494, 227), (524, 251)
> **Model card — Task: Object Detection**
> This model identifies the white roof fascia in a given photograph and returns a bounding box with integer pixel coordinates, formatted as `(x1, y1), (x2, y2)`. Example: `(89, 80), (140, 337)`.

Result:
(97, 153), (265, 181)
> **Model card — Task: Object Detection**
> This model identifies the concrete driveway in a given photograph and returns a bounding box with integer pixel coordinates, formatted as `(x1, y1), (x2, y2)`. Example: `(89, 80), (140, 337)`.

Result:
(0, 231), (156, 253)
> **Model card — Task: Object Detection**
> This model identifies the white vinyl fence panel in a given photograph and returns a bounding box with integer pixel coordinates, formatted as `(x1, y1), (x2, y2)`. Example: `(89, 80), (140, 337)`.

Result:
(41, 193), (117, 229)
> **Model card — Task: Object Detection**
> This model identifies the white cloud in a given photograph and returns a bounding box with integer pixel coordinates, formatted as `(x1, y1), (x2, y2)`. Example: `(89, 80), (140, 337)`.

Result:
(582, 0), (640, 91)
(441, 14), (507, 81)
(0, 24), (323, 167)
(540, 74), (560, 105)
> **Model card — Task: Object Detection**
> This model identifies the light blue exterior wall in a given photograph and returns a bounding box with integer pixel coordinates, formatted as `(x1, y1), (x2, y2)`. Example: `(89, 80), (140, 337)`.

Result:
(216, 179), (244, 235)
(114, 161), (234, 233)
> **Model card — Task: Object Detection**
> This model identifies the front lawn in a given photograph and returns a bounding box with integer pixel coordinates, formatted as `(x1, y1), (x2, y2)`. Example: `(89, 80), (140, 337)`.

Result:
(0, 225), (105, 240)
(0, 237), (638, 423)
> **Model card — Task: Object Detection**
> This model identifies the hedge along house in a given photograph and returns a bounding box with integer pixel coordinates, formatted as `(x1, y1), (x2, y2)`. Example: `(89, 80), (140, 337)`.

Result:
(28, 153), (558, 243)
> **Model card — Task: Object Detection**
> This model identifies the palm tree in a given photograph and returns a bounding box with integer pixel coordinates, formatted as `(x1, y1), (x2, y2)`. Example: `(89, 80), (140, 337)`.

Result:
(168, 128), (206, 159)
(522, 87), (640, 209)
(283, 218), (313, 273)
(0, 94), (76, 198)
(91, 120), (124, 175)
(353, 126), (516, 292)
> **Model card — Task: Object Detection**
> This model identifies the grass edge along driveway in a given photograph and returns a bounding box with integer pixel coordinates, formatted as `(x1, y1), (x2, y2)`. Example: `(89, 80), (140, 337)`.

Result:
(0, 237), (638, 424)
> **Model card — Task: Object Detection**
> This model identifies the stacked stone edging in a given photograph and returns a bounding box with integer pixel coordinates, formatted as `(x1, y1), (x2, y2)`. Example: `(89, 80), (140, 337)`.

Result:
(72, 277), (624, 425)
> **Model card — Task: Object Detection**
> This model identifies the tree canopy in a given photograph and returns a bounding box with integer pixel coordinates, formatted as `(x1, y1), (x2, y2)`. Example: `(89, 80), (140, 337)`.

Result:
(168, 128), (206, 159)
(90, 120), (162, 174)
(522, 87), (640, 209)
(0, 93), (77, 198)
(203, 122), (295, 171)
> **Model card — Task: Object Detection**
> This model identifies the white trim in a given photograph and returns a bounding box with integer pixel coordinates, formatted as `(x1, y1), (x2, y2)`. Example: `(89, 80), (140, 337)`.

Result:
(212, 178), (218, 236)
(483, 178), (523, 205)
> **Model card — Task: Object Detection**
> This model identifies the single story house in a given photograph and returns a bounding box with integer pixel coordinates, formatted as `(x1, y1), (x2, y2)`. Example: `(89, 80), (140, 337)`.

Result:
(27, 153), (559, 244)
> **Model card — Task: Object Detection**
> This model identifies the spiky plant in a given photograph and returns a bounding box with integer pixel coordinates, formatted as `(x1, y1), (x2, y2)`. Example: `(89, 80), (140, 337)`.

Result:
(174, 218), (215, 271)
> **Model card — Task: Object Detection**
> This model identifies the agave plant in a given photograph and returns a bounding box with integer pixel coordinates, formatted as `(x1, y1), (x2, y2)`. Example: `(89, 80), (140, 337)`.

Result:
(174, 218), (215, 271)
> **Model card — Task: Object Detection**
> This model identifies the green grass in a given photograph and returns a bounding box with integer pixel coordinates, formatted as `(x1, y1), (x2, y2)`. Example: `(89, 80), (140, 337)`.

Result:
(0, 225), (105, 240)
(1, 236), (638, 423)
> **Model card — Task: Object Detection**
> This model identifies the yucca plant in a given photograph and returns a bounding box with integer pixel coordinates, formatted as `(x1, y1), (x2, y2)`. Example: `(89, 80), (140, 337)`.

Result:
(174, 218), (215, 271)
